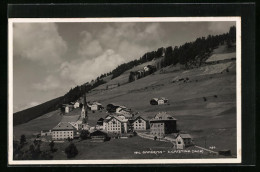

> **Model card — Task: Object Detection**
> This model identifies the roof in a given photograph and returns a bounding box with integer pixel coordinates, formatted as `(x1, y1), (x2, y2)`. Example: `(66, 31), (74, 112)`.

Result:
(151, 97), (168, 102)
(150, 112), (177, 122)
(97, 118), (104, 121)
(133, 116), (147, 122)
(107, 103), (121, 107)
(93, 102), (102, 106)
(151, 98), (159, 101)
(90, 130), (108, 135)
(179, 134), (192, 139)
(52, 122), (75, 131)
(103, 115), (128, 123)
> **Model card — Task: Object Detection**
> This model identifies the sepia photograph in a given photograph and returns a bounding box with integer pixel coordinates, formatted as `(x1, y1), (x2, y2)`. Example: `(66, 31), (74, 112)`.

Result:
(8, 17), (241, 165)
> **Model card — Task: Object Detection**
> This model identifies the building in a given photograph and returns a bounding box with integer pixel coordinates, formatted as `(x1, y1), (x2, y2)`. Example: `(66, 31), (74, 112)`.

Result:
(132, 116), (148, 131)
(106, 103), (121, 113)
(89, 102), (103, 111)
(150, 112), (177, 138)
(74, 101), (80, 108)
(40, 130), (52, 136)
(150, 97), (169, 105)
(143, 66), (150, 72)
(52, 122), (76, 140)
(115, 106), (134, 118)
(150, 98), (159, 105)
(176, 134), (192, 149)
(97, 118), (104, 126)
(90, 130), (108, 142)
(64, 105), (74, 113)
(147, 65), (157, 73)
(103, 115), (129, 134)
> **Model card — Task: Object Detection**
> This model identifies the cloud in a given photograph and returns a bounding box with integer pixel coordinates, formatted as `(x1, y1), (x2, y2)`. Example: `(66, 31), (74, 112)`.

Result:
(59, 49), (125, 84)
(208, 22), (235, 34)
(60, 23), (167, 85)
(78, 31), (103, 58)
(32, 75), (61, 91)
(13, 23), (67, 65)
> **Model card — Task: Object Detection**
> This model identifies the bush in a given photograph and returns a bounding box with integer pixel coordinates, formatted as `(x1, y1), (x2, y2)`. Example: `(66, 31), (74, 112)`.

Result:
(20, 135), (26, 147)
(49, 141), (55, 152)
(226, 68), (229, 72)
(80, 130), (90, 140)
(65, 143), (78, 159)
(154, 136), (157, 140)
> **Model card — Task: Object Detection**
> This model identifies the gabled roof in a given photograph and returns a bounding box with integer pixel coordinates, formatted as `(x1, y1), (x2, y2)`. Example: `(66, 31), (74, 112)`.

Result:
(107, 103), (121, 107)
(97, 118), (104, 121)
(179, 134), (192, 139)
(93, 102), (102, 106)
(151, 98), (159, 101)
(133, 116), (147, 122)
(150, 112), (177, 122)
(52, 122), (75, 131)
(103, 115), (128, 123)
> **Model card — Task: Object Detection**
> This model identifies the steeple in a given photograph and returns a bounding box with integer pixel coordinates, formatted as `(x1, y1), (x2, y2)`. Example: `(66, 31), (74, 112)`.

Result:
(83, 84), (88, 123)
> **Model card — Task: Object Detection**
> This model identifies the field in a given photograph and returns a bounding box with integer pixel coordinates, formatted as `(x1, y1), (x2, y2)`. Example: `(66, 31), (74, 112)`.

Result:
(13, 45), (237, 159)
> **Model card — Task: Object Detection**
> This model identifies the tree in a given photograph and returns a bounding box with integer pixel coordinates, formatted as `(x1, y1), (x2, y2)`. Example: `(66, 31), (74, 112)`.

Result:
(49, 141), (55, 152)
(229, 26), (236, 43)
(20, 134), (26, 147)
(80, 130), (90, 140)
(65, 143), (78, 159)
(82, 118), (87, 124)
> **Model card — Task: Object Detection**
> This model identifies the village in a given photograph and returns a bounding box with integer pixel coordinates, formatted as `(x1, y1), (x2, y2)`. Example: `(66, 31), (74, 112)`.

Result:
(40, 86), (193, 151)
(35, 65), (193, 152)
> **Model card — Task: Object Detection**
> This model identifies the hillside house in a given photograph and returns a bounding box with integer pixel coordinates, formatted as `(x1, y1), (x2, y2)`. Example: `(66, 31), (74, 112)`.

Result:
(150, 112), (177, 138)
(64, 105), (74, 113)
(115, 106), (134, 117)
(147, 65), (157, 73)
(52, 122), (76, 140)
(40, 130), (52, 136)
(103, 115), (129, 134)
(176, 134), (192, 149)
(88, 102), (103, 111)
(150, 97), (168, 105)
(143, 66), (150, 72)
(90, 130), (108, 142)
(106, 103), (121, 113)
(74, 101), (80, 108)
(131, 116), (149, 131)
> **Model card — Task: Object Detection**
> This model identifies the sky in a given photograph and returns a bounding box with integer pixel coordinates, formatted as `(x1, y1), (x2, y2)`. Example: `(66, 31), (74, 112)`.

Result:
(13, 21), (235, 112)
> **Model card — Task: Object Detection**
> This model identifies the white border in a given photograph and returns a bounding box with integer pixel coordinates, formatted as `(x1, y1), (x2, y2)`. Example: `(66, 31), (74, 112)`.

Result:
(8, 17), (241, 165)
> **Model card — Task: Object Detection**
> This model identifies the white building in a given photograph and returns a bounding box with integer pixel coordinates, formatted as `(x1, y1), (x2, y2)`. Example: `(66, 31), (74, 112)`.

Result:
(41, 130), (52, 136)
(132, 116), (148, 131)
(103, 115), (129, 134)
(74, 101), (80, 108)
(52, 122), (76, 140)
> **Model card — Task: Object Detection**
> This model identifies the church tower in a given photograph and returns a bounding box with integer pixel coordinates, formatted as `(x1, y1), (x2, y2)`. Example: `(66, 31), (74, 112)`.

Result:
(81, 105), (86, 118)
(81, 84), (88, 123)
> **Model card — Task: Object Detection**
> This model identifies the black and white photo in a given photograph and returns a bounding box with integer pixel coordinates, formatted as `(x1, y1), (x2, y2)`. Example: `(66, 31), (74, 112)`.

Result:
(8, 17), (241, 165)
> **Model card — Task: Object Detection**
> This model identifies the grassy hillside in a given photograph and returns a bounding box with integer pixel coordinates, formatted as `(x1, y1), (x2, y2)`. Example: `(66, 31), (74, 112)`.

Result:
(13, 97), (63, 126)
